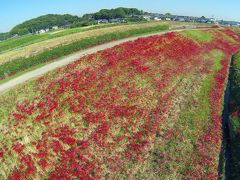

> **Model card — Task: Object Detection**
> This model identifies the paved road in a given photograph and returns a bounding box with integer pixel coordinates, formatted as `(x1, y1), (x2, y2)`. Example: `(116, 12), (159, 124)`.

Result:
(0, 27), (212, 93)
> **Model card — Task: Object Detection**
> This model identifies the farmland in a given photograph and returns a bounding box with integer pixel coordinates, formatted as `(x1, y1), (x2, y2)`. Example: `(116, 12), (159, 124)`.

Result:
(0, 28), (239, 179)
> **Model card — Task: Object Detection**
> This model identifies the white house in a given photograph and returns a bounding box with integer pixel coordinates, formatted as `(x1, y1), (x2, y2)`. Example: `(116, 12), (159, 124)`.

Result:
(178, 18), (185, 22)
(154, 17), (162, 21)
(97, 19), (109, 24)
(12, 34), (19, 38)
(52, 26), (59, 30)
(143, 16), (151, 21)
(38, 29), (46, 34)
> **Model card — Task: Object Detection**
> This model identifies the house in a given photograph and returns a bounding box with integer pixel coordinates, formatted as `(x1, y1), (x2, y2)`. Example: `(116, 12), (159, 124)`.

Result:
(109, 18), (125, 23)
(178, 17), (185, 22)
(45, 28), (50, 32)
(38, 29), (46, 34)
(165, 18), (171, 21)
(12, 34), (19, 38)
(173, 16), (185, 22)
(154, 17), (162, 21)
(97, 19), (109, 24)
(143, 16), (151, 21)
(52, 26), (59, 30)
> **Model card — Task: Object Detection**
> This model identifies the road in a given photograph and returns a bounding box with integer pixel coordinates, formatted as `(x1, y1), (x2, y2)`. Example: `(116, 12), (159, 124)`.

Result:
(0, 26), (213, 93)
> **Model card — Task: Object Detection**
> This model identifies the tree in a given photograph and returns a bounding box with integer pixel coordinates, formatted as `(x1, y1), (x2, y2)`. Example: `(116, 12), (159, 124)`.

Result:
(114, 8), (126, 18)
(10, 14), (80, 35)
(165, 13), (172, 17)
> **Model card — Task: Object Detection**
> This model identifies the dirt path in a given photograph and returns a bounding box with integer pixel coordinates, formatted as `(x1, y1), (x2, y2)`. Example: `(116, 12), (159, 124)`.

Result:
(0, 27), (212, 93)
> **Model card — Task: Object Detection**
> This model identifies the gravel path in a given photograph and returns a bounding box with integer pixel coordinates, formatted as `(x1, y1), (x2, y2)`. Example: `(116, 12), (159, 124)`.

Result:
(0, 27), (211, 93)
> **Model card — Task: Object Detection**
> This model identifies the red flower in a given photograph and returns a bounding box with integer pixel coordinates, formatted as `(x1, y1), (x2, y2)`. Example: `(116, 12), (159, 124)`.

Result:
(12, 112), (26, 122)
(60, 136), (76, 145)
(0, 148), (3, 158)
(12, 142), (25, 154)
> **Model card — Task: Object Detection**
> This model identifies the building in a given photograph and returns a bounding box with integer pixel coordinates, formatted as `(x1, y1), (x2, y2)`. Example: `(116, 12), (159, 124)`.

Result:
(109, 18), (125, 23)
(154, 17), (162, 21)
(97, 19), (109, 24)
(38, 29), (46, 34)
(52, 26), (59, 30)
(143, 16), (151, 21)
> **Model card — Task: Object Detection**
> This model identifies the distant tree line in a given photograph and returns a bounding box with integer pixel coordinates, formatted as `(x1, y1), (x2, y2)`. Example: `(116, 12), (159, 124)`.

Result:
(0, 32), (11, 41)
(10, 14), (79, 35)
(83, 7), (143, 20)
(7, 7), (144, 36)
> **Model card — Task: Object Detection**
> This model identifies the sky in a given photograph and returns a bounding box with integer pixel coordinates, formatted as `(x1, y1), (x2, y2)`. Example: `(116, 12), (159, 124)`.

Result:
(1, 0), (240, 32)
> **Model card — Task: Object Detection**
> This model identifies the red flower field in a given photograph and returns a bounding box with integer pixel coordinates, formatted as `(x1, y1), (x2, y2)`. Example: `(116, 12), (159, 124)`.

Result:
(0, 28), (240, 179)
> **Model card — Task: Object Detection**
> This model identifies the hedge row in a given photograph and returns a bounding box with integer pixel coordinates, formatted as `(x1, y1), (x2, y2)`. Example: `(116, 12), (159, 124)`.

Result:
(0, 25), (168, 79)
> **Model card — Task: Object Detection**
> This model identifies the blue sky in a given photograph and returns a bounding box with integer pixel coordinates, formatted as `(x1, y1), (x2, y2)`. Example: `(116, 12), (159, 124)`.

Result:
(1, 0), (240, 32)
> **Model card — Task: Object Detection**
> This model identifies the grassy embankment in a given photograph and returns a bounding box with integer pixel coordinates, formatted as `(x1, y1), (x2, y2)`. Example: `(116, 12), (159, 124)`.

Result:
(0, 29), (239, 179)
(0, 22), (170, 82)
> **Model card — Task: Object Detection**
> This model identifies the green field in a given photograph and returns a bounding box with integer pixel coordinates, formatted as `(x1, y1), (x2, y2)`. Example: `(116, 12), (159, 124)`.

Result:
(0, 23), (127, 54)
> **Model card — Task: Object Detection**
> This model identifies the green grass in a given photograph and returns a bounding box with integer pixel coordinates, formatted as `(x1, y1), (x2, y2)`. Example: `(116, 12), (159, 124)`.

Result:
(0, 23), (124, 54)
(181, 29), (213, 42)
(211, 49), (224, 71)
(231, 116), (240, 133)
(0, 62), (48, 85)
(234, 52), (240, 69)
(0, 24), (169, 80)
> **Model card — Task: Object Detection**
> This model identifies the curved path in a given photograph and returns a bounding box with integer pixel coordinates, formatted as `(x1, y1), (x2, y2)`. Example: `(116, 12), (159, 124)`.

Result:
(0, 26), (213, 93)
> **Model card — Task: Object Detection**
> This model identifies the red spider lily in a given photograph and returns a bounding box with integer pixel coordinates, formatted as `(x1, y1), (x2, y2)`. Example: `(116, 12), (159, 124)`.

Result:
(85, 112), (105, 124)
(60, 136), (76, 145)
(38, 159), (48, 170)
(0, 148), (3, 158)
(12, 142), (25, 154)
(20, 154), (36, 177)
(8, 170), (22, 180)
(12, 112), (26, 122)
(51, 140), (63, 154)
(16, 100), (35, 115)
